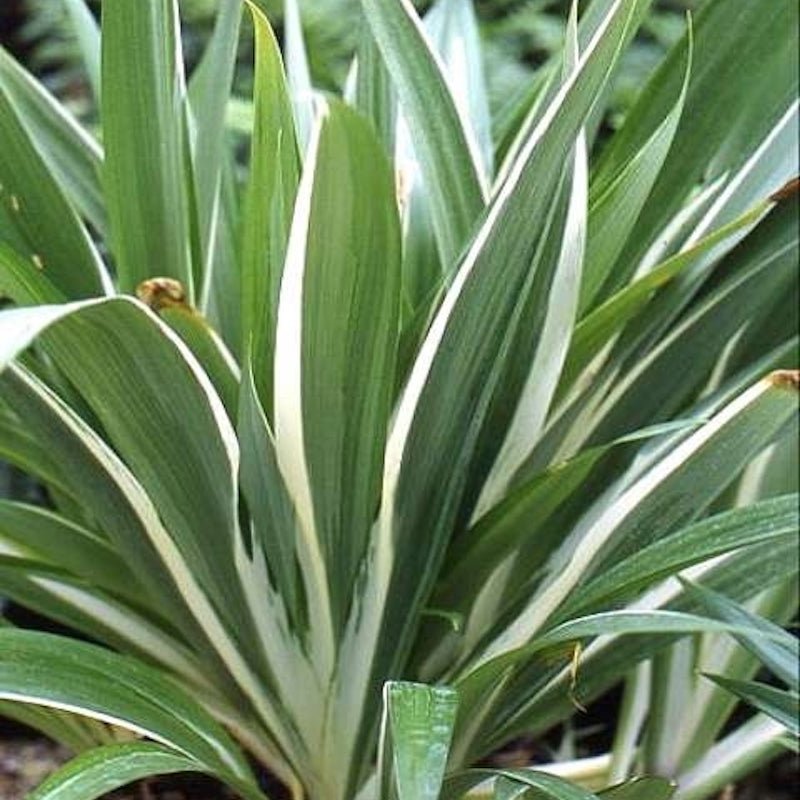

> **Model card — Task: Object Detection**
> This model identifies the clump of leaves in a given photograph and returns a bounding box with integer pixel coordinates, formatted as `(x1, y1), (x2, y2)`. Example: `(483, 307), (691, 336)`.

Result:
(0, 0), (797, 799)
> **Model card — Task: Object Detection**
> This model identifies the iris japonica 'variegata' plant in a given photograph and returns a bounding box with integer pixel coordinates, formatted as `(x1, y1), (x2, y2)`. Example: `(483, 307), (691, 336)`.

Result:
(0, 0), (797, 798)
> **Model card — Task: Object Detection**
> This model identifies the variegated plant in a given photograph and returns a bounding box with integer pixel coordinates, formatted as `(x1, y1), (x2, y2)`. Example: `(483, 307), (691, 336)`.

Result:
(0, 0), (797, 799)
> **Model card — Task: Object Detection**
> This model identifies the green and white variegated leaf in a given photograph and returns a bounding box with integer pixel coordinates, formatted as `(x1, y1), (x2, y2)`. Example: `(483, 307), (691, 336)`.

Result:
(378, 681), (458, 800)
(149, 300), (241, 419)
(0, 45), (106, 235)
(0, 359), (200, 632)
(541, 195), (798, 466)
(358, 0), (487, 266)
(599, 777), (676, 800)
(0, 299), (301, 765)
(559, 495), (800, 620)
(473, 3), (587, 518)
(0, 501), (137, 601)
(273, 98), (401, 678)
(465, 371), (798, 673)
(283, 0), (314, 154)
(560, 197), (773, 397)
(0, 629), (255, 782)
(0, 699), (115, 755)
(627, 102), (799, 353)
(238, 365), (301, 620)
(0, 560), (209, 686)
(579, 27), (691, 313)
(241, 0), (300, 411)
(188, 0), (243, 300)
(236, 364), (332, 771)
(424, 0), (494, 184)
(0, 642), (274, 800)
(700, 676), (799, 736)
(23, 739), (272, 800)
(26, 742), (212, 800)
(597, 0), (799, 299)
(333, 0), (648, 793)
(353, 27), (395, 157)
(683, 580), (799, 689)
(101, 0), (197, 295)
(661, 581), (798, 774)
(442, 768), (602, 800)
(674, 715), (788, 800)
(0, 87), (109, 300)
(493, 530), (799, 755)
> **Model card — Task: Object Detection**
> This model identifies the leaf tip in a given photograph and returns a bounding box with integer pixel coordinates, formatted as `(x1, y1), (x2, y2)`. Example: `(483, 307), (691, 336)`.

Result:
(136, 277), (189, 313)
(767, 370), (799, 392)
(769, 177), (799, 203)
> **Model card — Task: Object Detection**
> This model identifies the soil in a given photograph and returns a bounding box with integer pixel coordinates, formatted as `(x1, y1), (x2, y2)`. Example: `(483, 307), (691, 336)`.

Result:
(1, 732), (797, 800)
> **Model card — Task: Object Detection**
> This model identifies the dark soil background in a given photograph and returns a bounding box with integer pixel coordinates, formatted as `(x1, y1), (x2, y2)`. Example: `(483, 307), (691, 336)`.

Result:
(1, 720), (797, 800)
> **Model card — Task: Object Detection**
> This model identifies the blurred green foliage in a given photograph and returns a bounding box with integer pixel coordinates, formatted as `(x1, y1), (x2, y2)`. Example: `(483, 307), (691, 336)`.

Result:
(9, 0), (696, 130)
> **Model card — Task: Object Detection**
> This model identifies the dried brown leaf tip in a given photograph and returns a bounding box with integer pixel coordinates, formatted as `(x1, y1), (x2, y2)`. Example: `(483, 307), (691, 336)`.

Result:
(136, 277), (188, 313)
(769, 177), (799, 203)
(768, 370), (799, 391)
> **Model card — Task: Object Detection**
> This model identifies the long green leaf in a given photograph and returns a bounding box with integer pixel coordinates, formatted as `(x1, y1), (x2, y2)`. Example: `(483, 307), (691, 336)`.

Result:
(443, 769), (599, 800)
(241, 0), (300, 411)
(0, 300), (300, 760)
(0, 629), (253, 780)
(682, 580), (799, 688)
(424, 0), (493, 182)
(101, 0), (196, 295)
(237, 366), (301, 619)
(559, 495), (800, 619)
(488, 537), (799, 754)
(560, 198), (772, 396)
(273, 99), (401, 637)
(0, 46), (106, 233)
(27, 742), (206, 800)
(597, 0), (798, 298)
(188, 0), (243, 303)
(0, 700), (113, 754)
(336, 0), (648, 789)
(542, 196), (798, 465)
(468, 372), (798, 673)
(0, 501), (137, 600)
(358, 0), (486, 266)
(579, 22), (691, 312)
(702, 676), (799, 736)
(599, 777), (675, 800)
(0, 90), (108, 299)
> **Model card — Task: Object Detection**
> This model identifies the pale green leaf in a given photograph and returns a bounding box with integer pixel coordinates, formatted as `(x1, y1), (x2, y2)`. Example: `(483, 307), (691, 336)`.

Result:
(378, 681), (458, 800)
(701, 676), (799, 737)
(241, 1), (300, 412)
(283, 0), (314, 153)
(62, 0), (101, 103)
